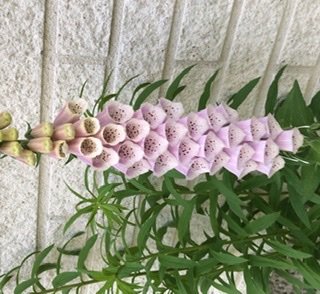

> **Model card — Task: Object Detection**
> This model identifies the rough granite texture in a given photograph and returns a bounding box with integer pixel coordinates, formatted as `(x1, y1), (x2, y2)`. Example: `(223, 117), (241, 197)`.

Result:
(1, 1), (320, 293)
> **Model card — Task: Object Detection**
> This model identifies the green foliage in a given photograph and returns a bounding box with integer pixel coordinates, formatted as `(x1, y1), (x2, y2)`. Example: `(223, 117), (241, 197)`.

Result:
(2, 67), (320, 294)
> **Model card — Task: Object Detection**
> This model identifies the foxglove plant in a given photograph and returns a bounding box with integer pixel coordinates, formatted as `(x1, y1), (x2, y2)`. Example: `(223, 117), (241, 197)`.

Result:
(1, 66), (320, 294)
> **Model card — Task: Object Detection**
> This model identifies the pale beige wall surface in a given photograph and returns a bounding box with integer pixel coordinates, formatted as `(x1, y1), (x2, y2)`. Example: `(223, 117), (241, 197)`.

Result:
(0, 0), (320, 292)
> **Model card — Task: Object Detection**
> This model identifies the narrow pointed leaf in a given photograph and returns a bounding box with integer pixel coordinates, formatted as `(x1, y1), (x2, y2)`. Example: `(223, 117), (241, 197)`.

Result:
(77, 234), (98, 270)
(31, 245), (54, 277)
(266, 240), (311, 259)
(245, 212), (280, 234)
(52, 272), (80, 288)
(198, 69), (219, 110)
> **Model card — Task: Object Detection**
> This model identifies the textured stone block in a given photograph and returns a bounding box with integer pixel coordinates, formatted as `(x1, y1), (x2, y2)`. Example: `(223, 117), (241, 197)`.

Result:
(115, 0), (175, 99)
(58, 0), (113, 56)
(221, 0), (285, 116)
(177, 0), (233, 61)
(280, 0), (320, 66)
(0, 0), (44, 57)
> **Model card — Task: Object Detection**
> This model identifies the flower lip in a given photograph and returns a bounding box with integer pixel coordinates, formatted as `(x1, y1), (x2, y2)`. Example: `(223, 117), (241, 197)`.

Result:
(125, 118), (150, 142)
(187, 157), (210, 180)
(92, 147), (119, 170)
(68, 99), (88, 115)
(118, 141), (144, 166)
(144, 131), (168, 160)
(126, 159), (151, 179)
(68, 137), (103, 158)
(187, 112), (209, 140)
(164, 120), (188, 146)
(141, 103), (167, 129)
(105, 100), (134, 123)
(153, 151), (178, 177)
(99, 123), (126, 146)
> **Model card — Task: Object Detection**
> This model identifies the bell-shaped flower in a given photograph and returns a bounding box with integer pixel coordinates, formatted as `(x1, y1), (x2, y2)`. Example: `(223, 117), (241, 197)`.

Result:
(98, 123), (126, 146)
(250, 139), (279, 163)
(126, 159), (150, 178)
(101, 100), (134, 124)
(27, 137), (53, 154)
(264, 138), (280, 162)
(236, 119), (253, 141)
(153, 151), (178, 177)
(125, 118), (150, 142)
(175, 137), (200, 164)
(140, 103), (166, 129)
(275, 128), (303, 153)
(250, 117), (267, 140)
(0, 112), (12, 129)
(218, 103), (239, 122)
(257, 156), (285, 178)
(73, 118), (100, 137)
(53, 99), (88, 126)
(118, 141), (144, 166)
(0, 141), (22, 157)
(240, 160), (258, 178)
(16, 149), (36, 166)
(226, 143), (255, 169)
(91, 147), (119, 170)
(52, 123), (76, 141)
(217, 124), (245, 147)
(68, 137), (103, 159)
(158, 98), (184, 120)
(259, 114), (282, 139)
(199, 131), (225, 160)
(206, 105), (229, 131)
(210, 151), (230, 175)
(187, 112), (209, 140)
(49, 140), (69, 159)
(187, 157), (210, 180)
(31, 122), (53, 138)
(164, 120), (188, 146)
(144, 131), (168, 160)
(0, 128), (19, 141)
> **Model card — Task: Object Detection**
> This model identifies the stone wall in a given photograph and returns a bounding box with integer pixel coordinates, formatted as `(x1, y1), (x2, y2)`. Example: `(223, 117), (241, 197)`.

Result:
(1, 0), (320, 292)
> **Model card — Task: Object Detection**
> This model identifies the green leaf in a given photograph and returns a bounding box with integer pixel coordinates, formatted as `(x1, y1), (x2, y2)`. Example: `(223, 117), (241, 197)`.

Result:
(14, 278), (38, 294)
(129, 82), (151, 105)
(210, 251), (247, 265)
(64, 205), (93, 233)
(79, 80), (88, 98)
(178, 200), (194, 243)
(275, 80), (314, 127)
(266, 240), (311, 259)
(197, 69), (219, 110)
(77, 234), (98, 270)
(308, 90), (320, 121)
(31, 245), (54, 277)
(133, 79), (168, 110)
(165, 65), (195, 100)
(265, 66), (286, 114)
(244, 212), (280, 234)
(210, 177), (246, 220)
(64, 154), (76, 165)
(244, 269), (266, 294)
(52, 272), (80, 288)
(293, 260), (320, 289)
(274, 269), (313, 290)
(249, 255), (294, 270)
(38, 263), (58, 274)
(159, 255), (195, 269)
(288, 184), (311, 228)
(227, 77), (260, 109)
(137, 215), (156, 251)
(115, 74), (140, 101)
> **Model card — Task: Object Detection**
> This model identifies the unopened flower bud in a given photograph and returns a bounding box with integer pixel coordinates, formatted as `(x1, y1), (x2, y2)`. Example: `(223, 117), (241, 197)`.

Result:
(27, 137), (53, 154)
(73, 118), (100, 137)
(49, 140), (69, 159)
(0, 112), (12, 129)
(52, 123), (76, 141)
(0, 141), (22, 157)
(0, 128), (19, 141)
(16, 149), (37, 166)
(31, 122), (53, 138)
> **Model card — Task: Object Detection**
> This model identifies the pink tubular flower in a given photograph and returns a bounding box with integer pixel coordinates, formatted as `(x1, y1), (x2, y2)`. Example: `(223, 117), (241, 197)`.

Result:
(52, 123), (76, 141)
(186, 112), (209, 140)
(126, 159), (150, 178)
(54, 99), (88, 127)
(275, 128), (303, 153)
(125, 118), (150, 142)
(153, 151), (178, 177)
(98, 123), (126, 146)
(91, 147), (119, 170)
(68, 137), (103, 158)
(117, 141), (144, 166)
(49, 140), (69, 159)
(158, 98), (184, 120)
(140, 103), (167, 129)
(100, 100), (134, 124)
(144, 131), (168, 160)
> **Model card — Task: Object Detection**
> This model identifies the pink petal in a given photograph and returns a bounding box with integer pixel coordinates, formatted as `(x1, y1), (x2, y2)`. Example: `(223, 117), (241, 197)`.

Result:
(292, 128), (304, 153)
(236, 119), (253, 141)
(98, 123), (126, 146)
(117, 141), (144, 166)
(264, 138), (280, 162)
(210, 151), (230, 175)
(92, 147), (119, 170)
(158, 98), (184, 120)
(73, 118), (100, 137)
(250, 141), (267, 163)
(141, 103), (166, 129)
(240, 160), (258, 178)
(238, 143), (255, 167)
(68, 137), (103, 158)
(187, 157), (210, 180)
(53, 99), (88, 127)
(276, 128), (304, 153)
(251, 117), (267, 140)
(164, 120), (188, 146)
(153, 151), (178, 177)
(125, 118), (150, 143)
(199, 131), (225, 160)
(144, 131), (168, 160)
(207, 105), (229, 131)
(225, 162), (243, 178)
(219, 102), (239, 121)
(104, 100), (134, 124)
(126, 159), (151, 178)
(177, 137), (200, 164)
(259, 114), (282, 139)
(187, 112), (209, 140)
(257, 156), (285, 178)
